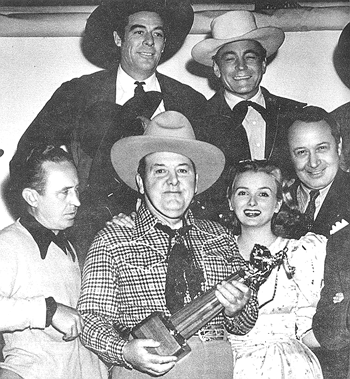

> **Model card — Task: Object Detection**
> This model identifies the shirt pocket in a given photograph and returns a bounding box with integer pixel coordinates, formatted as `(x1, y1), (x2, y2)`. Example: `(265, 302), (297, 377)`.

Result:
(201, 237), (238, 287)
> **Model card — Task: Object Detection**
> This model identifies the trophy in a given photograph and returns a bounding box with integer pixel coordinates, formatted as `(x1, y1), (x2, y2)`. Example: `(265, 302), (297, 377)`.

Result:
(131, 244), (289, 360)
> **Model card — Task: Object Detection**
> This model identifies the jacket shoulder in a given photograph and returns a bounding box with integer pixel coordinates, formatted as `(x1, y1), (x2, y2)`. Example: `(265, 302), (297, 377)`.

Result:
(157, 73), (206, 100)
(262, 87), (307, 110)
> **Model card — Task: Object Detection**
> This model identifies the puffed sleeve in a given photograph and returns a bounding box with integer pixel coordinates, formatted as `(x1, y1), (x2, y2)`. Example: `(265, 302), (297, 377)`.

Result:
(287, 233), (327, 339)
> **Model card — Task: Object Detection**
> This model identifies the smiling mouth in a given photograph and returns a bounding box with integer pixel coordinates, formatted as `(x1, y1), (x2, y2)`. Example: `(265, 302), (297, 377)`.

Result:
(234, 75), (251, 81)
(244, 210), (261, 217)
(139, 52), (154, 58)
(306, 169), (325, 177)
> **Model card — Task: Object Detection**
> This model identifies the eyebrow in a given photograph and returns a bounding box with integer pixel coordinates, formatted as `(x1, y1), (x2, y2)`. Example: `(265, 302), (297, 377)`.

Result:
(129, 24), (165, 32)
(235, 186), (273, 191)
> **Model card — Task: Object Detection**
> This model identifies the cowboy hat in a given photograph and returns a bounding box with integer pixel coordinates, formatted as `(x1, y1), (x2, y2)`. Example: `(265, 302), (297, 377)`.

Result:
(111, 111), (225, 194)
(334, 22), (350, 89)
(82, 0), (194, 69)
(192, 11), (285, 67)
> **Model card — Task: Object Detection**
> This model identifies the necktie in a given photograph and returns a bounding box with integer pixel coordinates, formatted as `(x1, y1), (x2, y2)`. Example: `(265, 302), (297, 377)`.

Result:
(303, 189), (320, 231)
(231, 100), (267, 125)
(134, 81), (146, 97)
(122, 82), (163, 121)
(155, 223), (204, 314)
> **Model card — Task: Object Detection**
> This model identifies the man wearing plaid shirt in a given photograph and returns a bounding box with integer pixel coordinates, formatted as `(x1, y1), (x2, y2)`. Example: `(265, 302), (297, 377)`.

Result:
(78, 111), (258, 378)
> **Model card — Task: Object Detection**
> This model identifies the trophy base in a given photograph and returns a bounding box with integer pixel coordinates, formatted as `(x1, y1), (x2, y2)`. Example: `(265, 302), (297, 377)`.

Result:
(131, 312), (191, 360)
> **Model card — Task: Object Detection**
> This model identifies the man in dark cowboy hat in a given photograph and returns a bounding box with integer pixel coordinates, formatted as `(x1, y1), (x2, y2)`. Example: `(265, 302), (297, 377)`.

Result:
(78, 110), (258, 379)
(10, 0), (206, 263)
(190, 10), (306, 224)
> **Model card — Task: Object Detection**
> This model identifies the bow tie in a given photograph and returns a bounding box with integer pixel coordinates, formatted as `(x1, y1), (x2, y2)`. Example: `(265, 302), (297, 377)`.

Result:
(231, 100), (267, 125)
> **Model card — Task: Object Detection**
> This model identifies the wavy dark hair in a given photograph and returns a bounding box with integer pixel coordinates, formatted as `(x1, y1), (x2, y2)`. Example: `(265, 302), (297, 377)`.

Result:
(226, 160), (304, 237)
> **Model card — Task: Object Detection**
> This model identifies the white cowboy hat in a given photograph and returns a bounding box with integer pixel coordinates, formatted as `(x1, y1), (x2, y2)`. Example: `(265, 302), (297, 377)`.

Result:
(192, 11), (285, 67)
(111, 111), (225, 194)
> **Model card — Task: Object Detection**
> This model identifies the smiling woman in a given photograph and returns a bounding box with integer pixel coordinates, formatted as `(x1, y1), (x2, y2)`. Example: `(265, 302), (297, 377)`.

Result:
(225, 160), (326, 379)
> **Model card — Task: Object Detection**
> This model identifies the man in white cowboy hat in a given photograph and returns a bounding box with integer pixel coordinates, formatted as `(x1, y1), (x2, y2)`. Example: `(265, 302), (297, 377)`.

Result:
(9, 0), (206, 263)
(190, 10), (306, 224)
(78, 110), (258, 379)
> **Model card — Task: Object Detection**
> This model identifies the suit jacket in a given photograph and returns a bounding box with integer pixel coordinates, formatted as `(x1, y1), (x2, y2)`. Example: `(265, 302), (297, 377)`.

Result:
(191, 87), (306, 223)
(287, 169), (350, 238)
(313, 224), (350, 379)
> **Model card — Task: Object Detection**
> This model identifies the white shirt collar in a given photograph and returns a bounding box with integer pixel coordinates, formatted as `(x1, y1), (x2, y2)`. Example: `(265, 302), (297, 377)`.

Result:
(224, 87), (265, 110)
(116, 66), (160, 105)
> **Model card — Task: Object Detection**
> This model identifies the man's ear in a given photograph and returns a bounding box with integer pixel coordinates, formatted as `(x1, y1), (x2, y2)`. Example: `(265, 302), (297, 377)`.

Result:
(161, 38), (166, 54)
(22, 188), (39, 207)
(194, 173), (198, 195)
(113, 31), (123, 48)
(261, 58), (267, 75)
(213, 61), (221, 79)
(338, 136), (343, 156)
(136, 174), (145, 195)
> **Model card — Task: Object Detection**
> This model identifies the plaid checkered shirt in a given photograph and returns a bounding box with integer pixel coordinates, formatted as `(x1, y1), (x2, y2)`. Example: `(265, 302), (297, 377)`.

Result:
(78, 204), (258, 366)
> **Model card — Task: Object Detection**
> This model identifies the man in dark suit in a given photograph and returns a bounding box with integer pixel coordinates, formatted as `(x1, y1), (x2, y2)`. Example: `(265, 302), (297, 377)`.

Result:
(287, 106), (350, 239)
(287, 106), (350, 379)
(190, 11), (306, 222)
(9, 0), (206, 261)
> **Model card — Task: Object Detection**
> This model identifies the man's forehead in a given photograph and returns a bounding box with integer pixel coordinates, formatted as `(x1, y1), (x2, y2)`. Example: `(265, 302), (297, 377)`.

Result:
(145, 151), (192, 166)
(43, 161), (78, 187)
(289, 120), (335, 145)
(127, 11), (164, 28)
(218, 39), (263, 55)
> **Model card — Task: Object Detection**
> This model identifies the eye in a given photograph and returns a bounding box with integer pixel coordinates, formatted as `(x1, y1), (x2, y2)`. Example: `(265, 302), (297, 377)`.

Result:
(245, 53), (258, 61)
(317, 144), (329, 153)
(295, 149), (308, 157)
(178, 168), (189, 175)
(155, 168), (166, 174)
(259, 191), (270, 197)
(223, 54), (236, 63)
(236, 190), (248, 196)
(154, 31), (165, 39)
(134, 29), (144, 35)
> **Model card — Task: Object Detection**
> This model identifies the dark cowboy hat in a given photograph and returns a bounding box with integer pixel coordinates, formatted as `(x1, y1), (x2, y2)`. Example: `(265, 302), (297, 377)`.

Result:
(334, 22), (350, 89)
(82, 0), (194, 69)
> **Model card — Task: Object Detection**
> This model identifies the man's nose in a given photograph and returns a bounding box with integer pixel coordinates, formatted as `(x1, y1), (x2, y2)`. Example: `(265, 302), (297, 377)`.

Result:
(308, 151), (321, 168)
(236, 56), (247, 70)
(167, 171), (179, 186)
(143, 32), (154, 46)
(71, 190), (81, 207)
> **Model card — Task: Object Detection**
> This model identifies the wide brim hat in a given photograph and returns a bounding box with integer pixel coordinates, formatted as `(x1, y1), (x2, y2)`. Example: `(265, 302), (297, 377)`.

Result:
(334, 22), (350, 88)
(111, 111), (225, 194)
(192, 11), (285, 67)
(82, 0), (194, 69)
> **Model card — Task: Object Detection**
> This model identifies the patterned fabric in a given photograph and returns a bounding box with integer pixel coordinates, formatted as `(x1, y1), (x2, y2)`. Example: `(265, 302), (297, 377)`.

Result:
(229, 233), (326, 379)
(78, 205), (258, 366)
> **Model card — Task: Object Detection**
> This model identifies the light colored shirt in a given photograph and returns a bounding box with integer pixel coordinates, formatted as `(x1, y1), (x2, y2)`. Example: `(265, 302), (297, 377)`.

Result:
(224, 88), (266, 160)
(0, 220), (108, 379)
(297, 182), (333, 219)
(116, 66), (165, 117)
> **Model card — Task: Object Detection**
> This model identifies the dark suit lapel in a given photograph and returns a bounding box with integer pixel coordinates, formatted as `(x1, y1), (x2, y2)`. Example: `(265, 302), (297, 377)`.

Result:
(262, 88), (279, 161)
(314, 170), (350, 235)
(89, 68), (117, 104)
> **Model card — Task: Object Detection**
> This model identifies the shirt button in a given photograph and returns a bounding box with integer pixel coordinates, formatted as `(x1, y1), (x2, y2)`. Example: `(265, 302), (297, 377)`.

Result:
(257, 143), (261, 147)
(253, 121), (257, 125)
